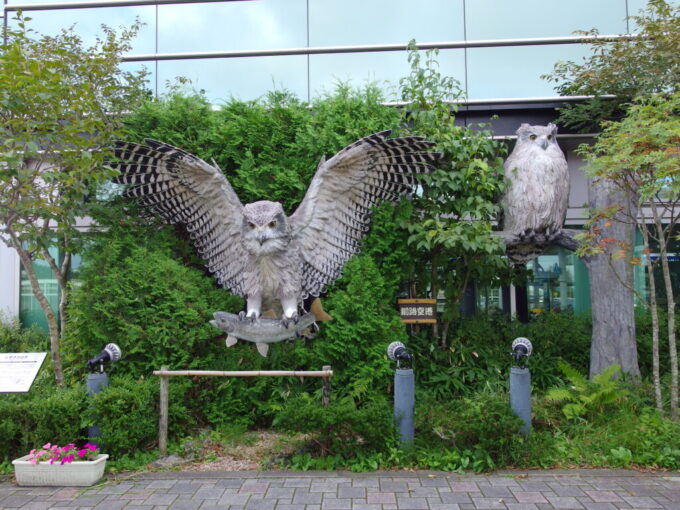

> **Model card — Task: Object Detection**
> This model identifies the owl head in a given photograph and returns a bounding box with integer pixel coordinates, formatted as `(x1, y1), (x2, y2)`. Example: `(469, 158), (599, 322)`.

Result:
(241, 200), (290, 255)
(516, 123), (559, 151)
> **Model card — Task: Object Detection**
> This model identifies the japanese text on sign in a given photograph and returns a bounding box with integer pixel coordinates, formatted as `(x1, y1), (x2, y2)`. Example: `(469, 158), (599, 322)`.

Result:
(0, 353), (47, 393)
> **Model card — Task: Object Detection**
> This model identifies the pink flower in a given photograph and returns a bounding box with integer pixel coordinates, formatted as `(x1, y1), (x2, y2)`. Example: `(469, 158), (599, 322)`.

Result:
(85, 443), (97, 452)
(30, 458), (38, 465)
(78, 449), (87, 458)
(42, 443), (51, 449)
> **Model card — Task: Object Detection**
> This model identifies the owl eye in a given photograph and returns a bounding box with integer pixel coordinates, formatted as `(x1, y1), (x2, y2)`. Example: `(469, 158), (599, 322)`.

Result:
(547, 135), (553, 140)
(248, 222), (256, 229)
(529, 135), (537, 141)
(268, 221), (277, 228)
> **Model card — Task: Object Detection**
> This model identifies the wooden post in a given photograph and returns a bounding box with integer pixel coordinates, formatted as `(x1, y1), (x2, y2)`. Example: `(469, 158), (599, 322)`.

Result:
(322, 365), (331, 407)
(159, 365), (169, 455)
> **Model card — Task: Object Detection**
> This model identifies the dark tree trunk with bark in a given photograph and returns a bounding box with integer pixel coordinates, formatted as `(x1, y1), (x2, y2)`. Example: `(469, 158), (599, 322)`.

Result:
(583, 178), (640, 378)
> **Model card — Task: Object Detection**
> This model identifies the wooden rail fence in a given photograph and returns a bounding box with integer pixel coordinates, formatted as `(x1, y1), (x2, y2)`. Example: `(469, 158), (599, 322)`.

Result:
(152, 365), (333, 455)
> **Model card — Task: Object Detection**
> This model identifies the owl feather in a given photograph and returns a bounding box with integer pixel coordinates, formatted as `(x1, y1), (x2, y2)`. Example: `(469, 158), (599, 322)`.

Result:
(500, 123), (570, 264)
(111, 131), (440, 317)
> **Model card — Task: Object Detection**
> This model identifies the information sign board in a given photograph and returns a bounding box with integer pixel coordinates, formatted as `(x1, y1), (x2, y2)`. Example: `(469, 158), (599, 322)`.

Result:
(0, 353), (47, 393)
(397, 298), (437, 324)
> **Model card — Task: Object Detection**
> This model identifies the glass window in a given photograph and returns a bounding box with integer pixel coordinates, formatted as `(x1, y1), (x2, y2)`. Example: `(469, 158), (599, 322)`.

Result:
(309, 49), (465, 103)
(120, 61), (155, 95)
(157, 55), (308, 104)
(309, 0), (464, 46)
(476, 284), (504, 313)
(526, 246), (582, 313)
(6, 6), (156, 55)
(465, 0), (628, 40)
(466, 44), (592, 99)
(157, 0), (306, 54)
(6, 0), (75, 3)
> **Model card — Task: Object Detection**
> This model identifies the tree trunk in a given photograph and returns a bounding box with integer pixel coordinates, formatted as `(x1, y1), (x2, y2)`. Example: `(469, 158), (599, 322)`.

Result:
(640, 222), (663, 412)
(430, 247), (441, 343)
(584, 178), (640, 379)
(651, 202), (678, 420)
(10, 237), (65, 387)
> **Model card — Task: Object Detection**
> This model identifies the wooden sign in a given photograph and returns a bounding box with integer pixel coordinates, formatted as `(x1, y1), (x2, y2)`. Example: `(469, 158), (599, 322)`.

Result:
(397, 299), (437, 324)
(0, 353), (47, 393)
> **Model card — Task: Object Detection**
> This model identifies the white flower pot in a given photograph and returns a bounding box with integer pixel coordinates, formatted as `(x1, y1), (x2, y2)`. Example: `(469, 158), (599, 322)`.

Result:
(12, 454), (109, 486)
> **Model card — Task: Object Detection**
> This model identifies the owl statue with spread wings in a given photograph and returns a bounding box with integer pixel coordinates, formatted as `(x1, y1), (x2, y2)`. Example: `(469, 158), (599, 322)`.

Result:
(500, 123), (570, 264)
(111, 131), (439, 354)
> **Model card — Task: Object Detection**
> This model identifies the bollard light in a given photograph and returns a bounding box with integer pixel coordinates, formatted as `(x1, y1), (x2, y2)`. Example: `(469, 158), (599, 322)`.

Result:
(86, 343), (122, 448)
(509, 337), (532, 435)
(387, 341), (414, 444)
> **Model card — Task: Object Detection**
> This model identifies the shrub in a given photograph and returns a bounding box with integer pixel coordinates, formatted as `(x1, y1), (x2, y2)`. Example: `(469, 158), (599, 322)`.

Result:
(274, 394), (397, 458)
(0, 315), (48, 353)
(307, 255), (407, 400)
(412, 311), (593, 400)
(0, 377), (86, 462)
(415, 391), (524, 467)
(85, 374), (193, 458)
(64, 223), (243, 379)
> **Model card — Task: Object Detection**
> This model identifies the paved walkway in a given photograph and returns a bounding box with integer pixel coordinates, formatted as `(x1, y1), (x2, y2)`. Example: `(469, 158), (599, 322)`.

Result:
(1, 469), (679, 510)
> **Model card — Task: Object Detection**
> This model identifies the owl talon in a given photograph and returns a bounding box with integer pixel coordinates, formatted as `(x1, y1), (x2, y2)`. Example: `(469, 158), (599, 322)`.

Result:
(240, 310), (260, 323)
(281, 312), (299, 329)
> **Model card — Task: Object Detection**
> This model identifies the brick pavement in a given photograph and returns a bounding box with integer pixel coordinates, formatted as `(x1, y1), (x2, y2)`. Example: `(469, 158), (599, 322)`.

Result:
(1, 469), (679, 510)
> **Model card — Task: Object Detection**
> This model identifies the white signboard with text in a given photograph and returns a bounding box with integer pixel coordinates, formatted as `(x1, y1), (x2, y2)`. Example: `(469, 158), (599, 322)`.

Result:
(0, 352), (47, 393)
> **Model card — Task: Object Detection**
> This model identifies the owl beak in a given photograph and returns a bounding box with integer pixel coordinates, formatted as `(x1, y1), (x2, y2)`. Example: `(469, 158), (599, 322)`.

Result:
(539, 138), (549, 150)
(257, 232), (267, 246)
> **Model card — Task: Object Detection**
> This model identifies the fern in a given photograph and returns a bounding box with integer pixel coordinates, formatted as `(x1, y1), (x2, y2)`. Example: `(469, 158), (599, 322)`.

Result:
(545, 363), (628, 422)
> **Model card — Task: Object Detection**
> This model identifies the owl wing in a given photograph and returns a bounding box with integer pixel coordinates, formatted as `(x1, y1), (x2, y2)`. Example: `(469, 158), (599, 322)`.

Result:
(111, 140), (248, 296)
(289, 130), (440, 299)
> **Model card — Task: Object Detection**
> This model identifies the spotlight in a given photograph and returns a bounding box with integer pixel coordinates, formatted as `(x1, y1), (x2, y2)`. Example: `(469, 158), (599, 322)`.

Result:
(387, 341), (412, 367)
(87, 343), (122, 373)
(511, 337), (532, 367)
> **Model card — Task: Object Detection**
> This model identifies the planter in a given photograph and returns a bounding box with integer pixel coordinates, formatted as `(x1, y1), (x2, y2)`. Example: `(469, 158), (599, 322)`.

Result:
(12, 454), (109, 486)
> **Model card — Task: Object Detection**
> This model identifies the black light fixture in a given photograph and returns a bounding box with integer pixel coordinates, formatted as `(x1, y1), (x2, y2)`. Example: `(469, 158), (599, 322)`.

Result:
(511, 337), (532, 367)
(87, 343), (122, 373)
(387, 341), (412, 368)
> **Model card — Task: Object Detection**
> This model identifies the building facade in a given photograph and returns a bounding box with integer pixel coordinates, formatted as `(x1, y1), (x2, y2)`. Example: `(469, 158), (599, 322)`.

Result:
(0, 0), (673, 326)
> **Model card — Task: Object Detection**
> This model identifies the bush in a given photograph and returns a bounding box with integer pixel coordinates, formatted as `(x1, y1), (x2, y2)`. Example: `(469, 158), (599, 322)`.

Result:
(415, 391), (524, 467)
(412, 311), (593, 400)
(0, 315), (48, 353)
(64, 223), (243, 379)
(85, 374), (194, 458)
(0, 377), (86, 462)
(274, 394), (397, 459)
(307, 255), (407, 400)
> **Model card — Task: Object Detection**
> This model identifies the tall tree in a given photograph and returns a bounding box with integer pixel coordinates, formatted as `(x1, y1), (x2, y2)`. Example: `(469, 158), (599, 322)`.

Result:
(398, 43), (514, 346)
(545, 0), (679, 132)
(0, 14), (147, 386)
(577, 92), (679, 418)
(543, 0), (679, 378)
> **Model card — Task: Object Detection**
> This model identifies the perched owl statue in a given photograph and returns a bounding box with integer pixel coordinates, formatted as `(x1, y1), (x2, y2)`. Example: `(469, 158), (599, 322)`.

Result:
(111, 131), (439, 353)
(500, 123), (570, 264)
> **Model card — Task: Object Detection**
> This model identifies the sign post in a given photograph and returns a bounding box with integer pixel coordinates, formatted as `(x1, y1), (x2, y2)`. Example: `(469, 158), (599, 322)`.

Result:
(0, 353), (47, 393)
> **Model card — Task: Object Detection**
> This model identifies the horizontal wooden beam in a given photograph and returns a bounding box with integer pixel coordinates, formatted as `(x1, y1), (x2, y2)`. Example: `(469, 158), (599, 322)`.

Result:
(153, 369), (333, 377)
